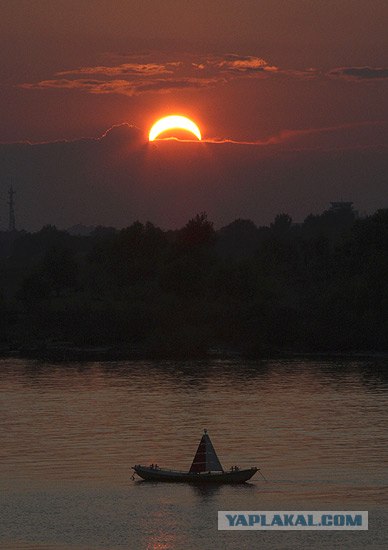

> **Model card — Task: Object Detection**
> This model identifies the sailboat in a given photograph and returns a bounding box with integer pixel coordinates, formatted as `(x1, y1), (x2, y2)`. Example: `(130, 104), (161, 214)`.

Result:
(132, 429), (258, 484)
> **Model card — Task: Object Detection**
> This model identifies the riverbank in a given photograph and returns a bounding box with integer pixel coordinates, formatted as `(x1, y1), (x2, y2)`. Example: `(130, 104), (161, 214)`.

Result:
(1, 342), (387, 362)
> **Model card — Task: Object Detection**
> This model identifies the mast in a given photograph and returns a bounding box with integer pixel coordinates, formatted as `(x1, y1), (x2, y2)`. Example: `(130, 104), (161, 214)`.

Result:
(8, 186), (16, 232)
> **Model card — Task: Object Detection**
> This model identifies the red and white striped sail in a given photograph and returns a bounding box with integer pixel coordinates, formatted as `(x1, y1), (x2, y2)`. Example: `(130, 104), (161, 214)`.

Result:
(189, 430), (224, 473)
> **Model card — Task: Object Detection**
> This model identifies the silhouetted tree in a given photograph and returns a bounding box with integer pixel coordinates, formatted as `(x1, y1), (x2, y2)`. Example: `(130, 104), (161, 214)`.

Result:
(270, 213), (293, 236)
(178, 212), (215, 249)
(2, 208), (388, 357)
(41, 245), (78, 296)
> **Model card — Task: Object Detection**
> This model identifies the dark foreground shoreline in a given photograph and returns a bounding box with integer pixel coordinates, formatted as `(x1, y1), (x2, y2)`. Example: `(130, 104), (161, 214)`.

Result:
(2, 210), (388, 364)
(1, 343), (387, 363)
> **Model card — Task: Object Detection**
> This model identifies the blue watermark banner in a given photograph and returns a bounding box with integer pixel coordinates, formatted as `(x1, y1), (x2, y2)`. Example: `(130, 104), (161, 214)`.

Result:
(218, 511), (368, 530)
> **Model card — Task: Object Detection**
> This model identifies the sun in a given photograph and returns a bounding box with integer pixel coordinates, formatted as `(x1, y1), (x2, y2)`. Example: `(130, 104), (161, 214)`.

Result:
(149, 115), (202, 141)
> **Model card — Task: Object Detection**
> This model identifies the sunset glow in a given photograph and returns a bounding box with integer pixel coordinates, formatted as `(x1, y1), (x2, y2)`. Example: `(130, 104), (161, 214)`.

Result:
(149, 115), (202, 141)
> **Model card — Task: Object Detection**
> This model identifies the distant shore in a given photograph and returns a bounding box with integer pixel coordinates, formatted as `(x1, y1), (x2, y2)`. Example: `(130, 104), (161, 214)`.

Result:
(1, 343), (387, 363)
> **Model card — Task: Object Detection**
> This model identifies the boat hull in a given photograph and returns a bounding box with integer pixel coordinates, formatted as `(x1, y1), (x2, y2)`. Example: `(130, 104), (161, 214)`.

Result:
(133, 466), (258, 484)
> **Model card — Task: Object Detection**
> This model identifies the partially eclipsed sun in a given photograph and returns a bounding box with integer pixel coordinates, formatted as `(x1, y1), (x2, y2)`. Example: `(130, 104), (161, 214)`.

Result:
(149, 115), (202, 141)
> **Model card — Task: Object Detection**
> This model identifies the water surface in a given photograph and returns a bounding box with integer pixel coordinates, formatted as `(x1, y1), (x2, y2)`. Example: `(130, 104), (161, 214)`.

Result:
(1, 358), (387, 549)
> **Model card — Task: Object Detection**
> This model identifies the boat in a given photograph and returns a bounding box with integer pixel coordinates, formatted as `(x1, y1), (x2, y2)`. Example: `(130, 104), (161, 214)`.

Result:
(132, 429), (258, 484)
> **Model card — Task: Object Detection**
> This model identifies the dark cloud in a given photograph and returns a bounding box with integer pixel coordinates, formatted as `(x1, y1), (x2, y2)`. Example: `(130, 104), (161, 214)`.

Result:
(329, 67), (388, 80)
(206, 120), (388, 149)
(98, 123), (144, 142)
(1, 123), (387, 231)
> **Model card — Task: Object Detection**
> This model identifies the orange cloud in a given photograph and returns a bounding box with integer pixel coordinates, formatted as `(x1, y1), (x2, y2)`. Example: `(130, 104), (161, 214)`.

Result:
(20, 76), (219, 96)
(215, 54), (276, 73)
(19, 52), (279, 96)
(57, 62), (181, 77)
(21, 52), (381, 98)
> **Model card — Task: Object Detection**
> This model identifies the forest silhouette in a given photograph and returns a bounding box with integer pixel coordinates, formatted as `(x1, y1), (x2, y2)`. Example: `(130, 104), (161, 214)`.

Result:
(1, 205), (387, 359)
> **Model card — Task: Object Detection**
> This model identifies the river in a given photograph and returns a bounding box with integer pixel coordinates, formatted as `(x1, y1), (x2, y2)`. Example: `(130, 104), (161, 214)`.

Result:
(1, 358), (387, 549)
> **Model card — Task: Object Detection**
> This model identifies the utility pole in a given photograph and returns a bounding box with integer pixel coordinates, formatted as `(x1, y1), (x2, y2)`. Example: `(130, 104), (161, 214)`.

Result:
(8, 186), (16, 232)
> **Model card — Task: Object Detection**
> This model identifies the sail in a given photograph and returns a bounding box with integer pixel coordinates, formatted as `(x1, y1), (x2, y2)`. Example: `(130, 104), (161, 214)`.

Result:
(189, 430), (224, 473)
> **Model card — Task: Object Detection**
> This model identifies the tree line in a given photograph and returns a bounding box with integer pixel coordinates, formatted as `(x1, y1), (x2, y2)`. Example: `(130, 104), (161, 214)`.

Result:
(1, 206), (387, 358)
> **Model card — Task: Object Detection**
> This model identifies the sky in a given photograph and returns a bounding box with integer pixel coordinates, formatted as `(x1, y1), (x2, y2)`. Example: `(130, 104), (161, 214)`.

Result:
(0, 0), (387, 230)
